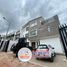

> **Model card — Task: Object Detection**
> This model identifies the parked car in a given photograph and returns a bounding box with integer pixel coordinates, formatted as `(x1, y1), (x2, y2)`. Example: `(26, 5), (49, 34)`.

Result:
(33, 44), (56, 62)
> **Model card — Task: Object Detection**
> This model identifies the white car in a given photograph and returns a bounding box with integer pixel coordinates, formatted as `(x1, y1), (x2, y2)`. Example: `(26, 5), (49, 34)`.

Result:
(33, 44), (56, 62)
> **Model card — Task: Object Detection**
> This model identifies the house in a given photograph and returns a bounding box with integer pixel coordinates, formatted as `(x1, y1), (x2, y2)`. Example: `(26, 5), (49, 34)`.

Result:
(20, 16), (45, 46)
(15, 30), (20, 40)
(20, 15), (64, 54)
(0, 30), (20, 41)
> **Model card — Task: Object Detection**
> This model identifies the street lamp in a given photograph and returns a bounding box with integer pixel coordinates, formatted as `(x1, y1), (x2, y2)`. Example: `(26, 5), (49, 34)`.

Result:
(3, 17), (10, 40)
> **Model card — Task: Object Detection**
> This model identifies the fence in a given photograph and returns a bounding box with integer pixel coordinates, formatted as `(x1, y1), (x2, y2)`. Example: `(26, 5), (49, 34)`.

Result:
(59, 24), (67, 59)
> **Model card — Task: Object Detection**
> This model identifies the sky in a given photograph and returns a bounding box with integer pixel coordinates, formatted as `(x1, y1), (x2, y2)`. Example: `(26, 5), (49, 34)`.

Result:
(0, 0), (67, 34)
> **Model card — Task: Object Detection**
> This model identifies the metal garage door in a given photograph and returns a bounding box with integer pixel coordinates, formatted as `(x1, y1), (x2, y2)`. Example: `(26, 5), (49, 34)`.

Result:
(40, 37), (63, 53)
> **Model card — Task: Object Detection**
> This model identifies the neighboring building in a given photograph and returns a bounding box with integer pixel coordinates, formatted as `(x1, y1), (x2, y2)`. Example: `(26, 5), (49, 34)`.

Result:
(20, 15), (64, 54)
(6, 33), (15, 40)
(7, 30), (20, 40)
(1, 35), (6, 40)
(15, 30), (20, 40)
(1, 30), (20, 40)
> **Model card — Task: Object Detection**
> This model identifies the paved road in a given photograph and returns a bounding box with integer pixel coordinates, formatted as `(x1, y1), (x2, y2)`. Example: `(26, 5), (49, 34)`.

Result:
(30, 55), (67, 67)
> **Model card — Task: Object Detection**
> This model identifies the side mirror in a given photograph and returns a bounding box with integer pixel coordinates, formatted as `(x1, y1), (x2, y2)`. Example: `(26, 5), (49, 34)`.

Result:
(52, 47), (54, 49)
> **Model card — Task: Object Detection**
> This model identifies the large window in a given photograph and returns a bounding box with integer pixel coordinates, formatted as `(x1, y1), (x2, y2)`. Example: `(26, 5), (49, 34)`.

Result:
(25, 33), (29, 38)
(30, 29), (37, 37)
(41, 21), (45, 25)
(30, 22), (37, 27)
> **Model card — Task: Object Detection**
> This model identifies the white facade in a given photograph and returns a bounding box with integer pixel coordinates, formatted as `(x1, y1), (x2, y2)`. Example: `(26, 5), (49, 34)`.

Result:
(40, 37), (64, 54)
(20, 27), (28, 37)
(20, 27), (31, 46)
(7, 40), (18, 51)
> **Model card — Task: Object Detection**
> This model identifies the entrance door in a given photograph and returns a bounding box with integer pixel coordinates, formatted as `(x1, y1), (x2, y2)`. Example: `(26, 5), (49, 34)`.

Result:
(31, 42), (36, 49)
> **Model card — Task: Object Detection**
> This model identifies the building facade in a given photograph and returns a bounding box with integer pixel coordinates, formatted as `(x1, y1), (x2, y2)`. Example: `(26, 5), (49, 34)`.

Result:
(20, 15), (64, 54)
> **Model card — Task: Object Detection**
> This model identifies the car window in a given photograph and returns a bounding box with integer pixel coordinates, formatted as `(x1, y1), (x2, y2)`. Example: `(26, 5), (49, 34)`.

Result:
(38, 45), (48, 49)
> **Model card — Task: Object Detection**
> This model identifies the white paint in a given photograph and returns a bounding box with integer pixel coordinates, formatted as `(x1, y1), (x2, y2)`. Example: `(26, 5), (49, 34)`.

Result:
(20, 27), (28, 37)
(40, 37), (63, 53)
(30, 22), (37, 27)
(7, 40), (18, 51)
(20, 27), (31, 46)
(27, 39), (31, 46)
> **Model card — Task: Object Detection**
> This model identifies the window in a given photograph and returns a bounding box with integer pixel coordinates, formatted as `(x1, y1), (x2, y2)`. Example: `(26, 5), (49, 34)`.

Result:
(41, 21), (44, 25)
(26, 26), (29, 31)
(40, 21), (45, 25)
(48, 26), (51, 32)
(38, 45), (48, 49)
(30, 29), (37, 37)
(25, 33), (29, 38)
(30, 22), (37, 27)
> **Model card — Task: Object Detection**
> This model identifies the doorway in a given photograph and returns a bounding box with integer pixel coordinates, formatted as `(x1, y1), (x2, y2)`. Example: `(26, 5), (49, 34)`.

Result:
(31, 42), (36, 49)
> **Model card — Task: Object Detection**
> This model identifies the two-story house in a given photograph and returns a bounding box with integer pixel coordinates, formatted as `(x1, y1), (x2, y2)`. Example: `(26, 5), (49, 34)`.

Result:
(20, 15), (64, 54)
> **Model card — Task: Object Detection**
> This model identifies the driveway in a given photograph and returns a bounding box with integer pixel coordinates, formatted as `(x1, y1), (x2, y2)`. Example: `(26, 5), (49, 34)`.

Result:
(30, 55), (67, 67)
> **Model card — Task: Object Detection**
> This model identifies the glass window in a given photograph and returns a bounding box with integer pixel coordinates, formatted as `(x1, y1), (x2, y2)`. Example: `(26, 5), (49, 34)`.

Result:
(38, 45), (48, 49)
(30, 29), (37, 37)
(30, 22), (37, 27)
(48, 26), (51, 32)
(25, 33), (29, 37)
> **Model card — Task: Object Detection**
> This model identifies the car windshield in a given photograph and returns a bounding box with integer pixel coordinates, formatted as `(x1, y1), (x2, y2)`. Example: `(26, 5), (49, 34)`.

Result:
(38, 45), (48, 49)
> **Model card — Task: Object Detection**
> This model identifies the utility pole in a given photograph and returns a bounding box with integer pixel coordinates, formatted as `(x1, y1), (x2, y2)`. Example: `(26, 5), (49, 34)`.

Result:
(3, 17), (10, 40)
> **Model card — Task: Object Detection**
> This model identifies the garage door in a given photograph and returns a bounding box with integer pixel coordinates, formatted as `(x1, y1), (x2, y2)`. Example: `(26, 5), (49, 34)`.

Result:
(40, 37), (63, 53)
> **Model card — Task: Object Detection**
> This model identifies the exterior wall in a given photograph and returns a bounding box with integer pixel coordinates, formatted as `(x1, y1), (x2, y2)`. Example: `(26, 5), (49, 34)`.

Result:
(27, 39), (31, 46)
(28, 15), (60, 39)
(38, 20), (59, 38)
(20, 27), (28, 37)
(29, 17), (45, 36)
(20, 27), (31, 46)
(40, 37), (64, 53)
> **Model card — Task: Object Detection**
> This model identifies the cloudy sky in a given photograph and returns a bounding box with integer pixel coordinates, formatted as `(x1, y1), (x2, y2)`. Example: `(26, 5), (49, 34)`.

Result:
(0, 0), (67, 34)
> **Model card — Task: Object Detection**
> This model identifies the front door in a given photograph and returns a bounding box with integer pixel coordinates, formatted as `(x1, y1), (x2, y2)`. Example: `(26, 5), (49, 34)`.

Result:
(31, 42), (36, 49)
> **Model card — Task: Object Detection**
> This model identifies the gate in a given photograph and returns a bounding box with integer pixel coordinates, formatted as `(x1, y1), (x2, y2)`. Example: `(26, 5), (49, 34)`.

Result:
(59, 24), (67, 59)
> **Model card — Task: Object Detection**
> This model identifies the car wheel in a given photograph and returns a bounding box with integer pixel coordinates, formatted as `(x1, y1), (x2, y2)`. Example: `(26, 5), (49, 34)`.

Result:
(54, 53), (56, 57)
(50, 54), (54, 62)
(36, 58), (39, 60)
